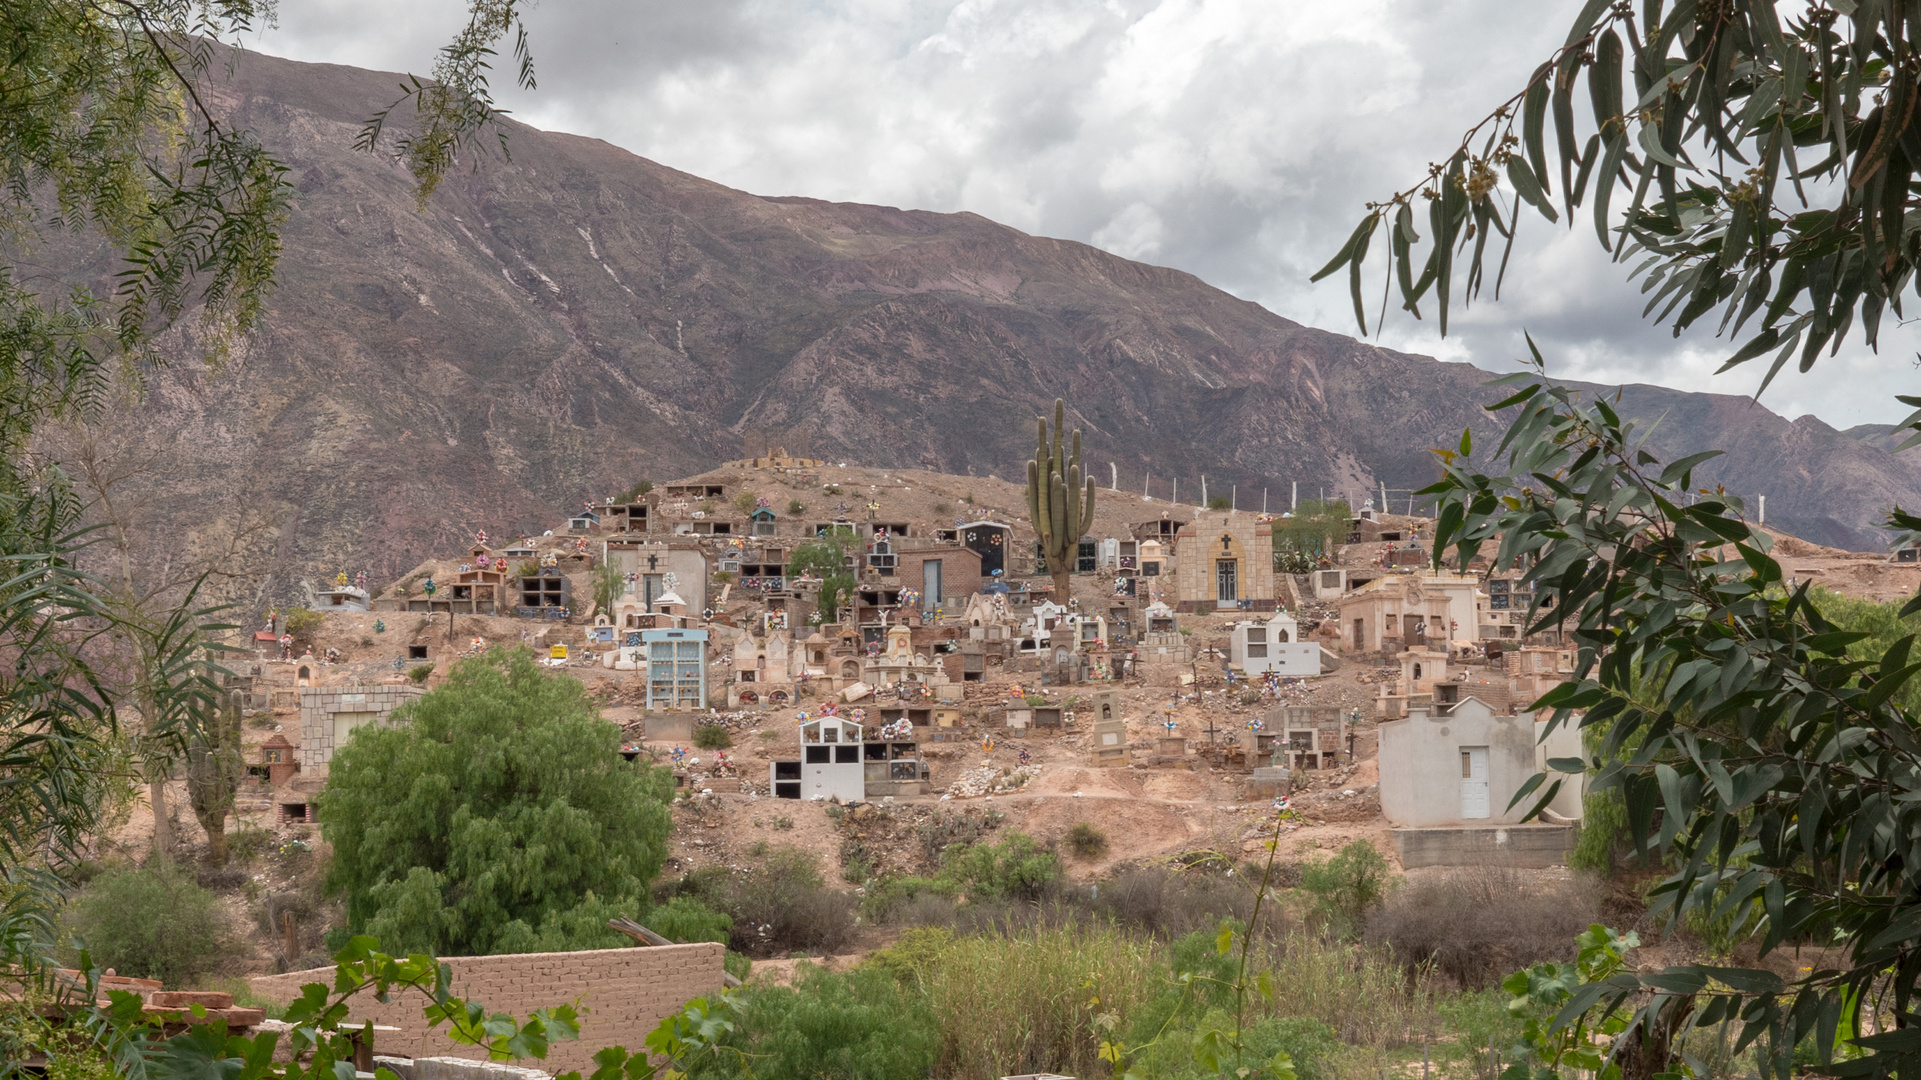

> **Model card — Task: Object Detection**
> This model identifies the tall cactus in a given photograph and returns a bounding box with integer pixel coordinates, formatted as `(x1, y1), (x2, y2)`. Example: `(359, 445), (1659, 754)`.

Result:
(1026, 398), (1096, 600)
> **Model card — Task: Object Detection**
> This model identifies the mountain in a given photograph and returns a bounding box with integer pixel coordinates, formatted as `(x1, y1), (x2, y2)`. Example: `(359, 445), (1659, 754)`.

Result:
(62, 47), (1921, 593)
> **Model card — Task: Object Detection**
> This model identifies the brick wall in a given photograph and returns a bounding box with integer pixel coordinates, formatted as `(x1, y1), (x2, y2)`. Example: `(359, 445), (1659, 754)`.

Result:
(297, 685), (425, 769)
(248, 943), (725, 1074)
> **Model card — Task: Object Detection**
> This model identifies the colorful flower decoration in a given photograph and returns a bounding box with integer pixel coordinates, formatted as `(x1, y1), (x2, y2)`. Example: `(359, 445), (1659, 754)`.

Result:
(373, 619), (386, 633)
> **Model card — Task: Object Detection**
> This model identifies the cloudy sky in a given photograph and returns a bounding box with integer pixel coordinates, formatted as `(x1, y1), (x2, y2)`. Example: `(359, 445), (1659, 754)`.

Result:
(246, 0), (1912, 428)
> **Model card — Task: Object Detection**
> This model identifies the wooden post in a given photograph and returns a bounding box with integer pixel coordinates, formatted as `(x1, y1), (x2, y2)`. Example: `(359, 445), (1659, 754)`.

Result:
(282, 911), (297, 960)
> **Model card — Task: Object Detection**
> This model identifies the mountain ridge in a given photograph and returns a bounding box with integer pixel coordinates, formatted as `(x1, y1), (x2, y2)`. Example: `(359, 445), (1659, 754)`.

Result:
(62, 46), (1921, 596)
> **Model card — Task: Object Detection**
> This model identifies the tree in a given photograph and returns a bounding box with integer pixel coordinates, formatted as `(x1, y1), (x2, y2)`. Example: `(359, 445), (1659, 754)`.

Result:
(591, 559), (626, 616)
(790, 538), (854, 622)
(1427, 352), (1921, 1077)
(1025, 399), (1095, 598)
(1318, 1), (1921, 407)
(1272, 499), (1353, 559)
(321, 647), (674, 956)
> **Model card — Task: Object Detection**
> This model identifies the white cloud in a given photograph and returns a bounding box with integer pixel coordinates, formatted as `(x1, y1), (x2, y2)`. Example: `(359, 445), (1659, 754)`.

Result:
(244, 0), (1919, 427)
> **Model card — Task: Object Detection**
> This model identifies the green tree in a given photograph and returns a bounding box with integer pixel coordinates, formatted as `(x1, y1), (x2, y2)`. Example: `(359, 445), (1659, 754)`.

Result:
(1026, 398), (1096, 598)
(1272, 499), (1353, 559)
(321, 647), (674, 956)
(791, 538), (855, 622)
(1319, 0), (1921, 403)
(1298, 839), (1392, 942)
(1428, 356), (1921, 1076)
(591, 559), (626, 616)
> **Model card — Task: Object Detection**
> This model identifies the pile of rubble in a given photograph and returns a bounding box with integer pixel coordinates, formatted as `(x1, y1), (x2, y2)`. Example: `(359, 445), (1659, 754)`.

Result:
(943, 762), (1042, 798)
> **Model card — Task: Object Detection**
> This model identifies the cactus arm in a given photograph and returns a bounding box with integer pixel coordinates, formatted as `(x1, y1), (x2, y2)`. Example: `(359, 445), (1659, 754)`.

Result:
(1052, 400), (1065, 484)
(1027, 459), (1042, 529)
(1081, 475), (1096, 535)
(1067, 462), (1082, 541)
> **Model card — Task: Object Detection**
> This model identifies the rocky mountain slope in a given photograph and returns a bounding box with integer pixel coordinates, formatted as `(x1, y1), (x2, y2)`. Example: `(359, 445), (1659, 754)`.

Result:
(66, 48), (1921, 593)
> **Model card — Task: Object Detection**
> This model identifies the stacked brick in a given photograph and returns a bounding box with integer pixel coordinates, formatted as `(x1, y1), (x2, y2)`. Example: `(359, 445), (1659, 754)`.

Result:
(248, 943), (726, 1074)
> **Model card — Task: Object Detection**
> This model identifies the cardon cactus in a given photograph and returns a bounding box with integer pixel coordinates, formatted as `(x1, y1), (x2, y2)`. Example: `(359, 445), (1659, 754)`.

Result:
(1026, 398), (1096, 600)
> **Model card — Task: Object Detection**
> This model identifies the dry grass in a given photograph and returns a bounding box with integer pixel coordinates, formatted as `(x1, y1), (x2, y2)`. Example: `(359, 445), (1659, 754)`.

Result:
(1365, 866), (1599, 989)
(927, 923), (1163, 1080)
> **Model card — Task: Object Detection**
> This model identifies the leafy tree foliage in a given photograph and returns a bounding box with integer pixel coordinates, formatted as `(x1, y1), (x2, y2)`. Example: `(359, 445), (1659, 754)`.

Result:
(1297, 840), (1392, 942)
(321, 648), (674, 956)
(1320, 0), (1921, 407)
(1273, 499), (1353, 558)
(66, 863), (234, 987)
(790, 538), (855, 620)
(1427, 355), (1921, 1077)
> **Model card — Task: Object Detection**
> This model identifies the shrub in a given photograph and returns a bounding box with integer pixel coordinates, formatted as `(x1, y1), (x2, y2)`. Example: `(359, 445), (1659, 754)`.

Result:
(688, 964), (937, 1080)
(787, 499), (805, 516)
(648, 895), (733, 944)
(1207, 495), (1232, 511)
(1065, 822), (1108, 860)
(67, 864), (236, 987)
(1366, 866), (1598, 988)
(322, 648), (674, 956)
(692, 723), (733, 750)
(937, 832), (1060, 902)
(1298, 840), (1393, 942)
(282, 607), (325, 645)
(406, 663), (433, 684)
(1091, 867), (1260, 939)
(732, 491), (759, 514)
(662, 847), (855, 957)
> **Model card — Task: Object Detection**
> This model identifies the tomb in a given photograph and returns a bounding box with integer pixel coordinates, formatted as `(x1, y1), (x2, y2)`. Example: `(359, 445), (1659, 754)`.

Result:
(1086, 691), (1130, 767)
(642, 628), (709, 710)
(1172, 511), (1277, 613)
(1258, 704), (1347, 771)
(1229, 611), (1321, 676)
(770, 715), (865, 802)
(605, 541), (710, 614)
(257, 733), (299, 786)
(959, 521), (1012, 577)
(729, 631), (800, 708)
(296, 685), (425, 773)
(317, 583), (371, 612)
(1377, 695), (1584, 833)
(518, 570), (572, 613)
(604, 501), (650, 534)
(1333, 571), (1486, 654)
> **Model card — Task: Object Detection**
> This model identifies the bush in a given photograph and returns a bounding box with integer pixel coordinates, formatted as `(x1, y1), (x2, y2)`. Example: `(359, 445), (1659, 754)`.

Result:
(282, 607), (324, 645)
(406, 663), (433, 684)
(67, 864), (236, 987)
(1065, 822), (1108, 860)
(692, 723), (733, 750)
(648, 895), (733, 944)
(662, 847), (856, 958)
(1207, 495), (1232, 511)
(1298, 840), (1393, 942)
(787, 499), (805, 516)
(689, 964), (937, 1080)
(1364, 866), (1597, 988)
(1091, 867), (1260, 939)
(937, 832), (1060, 902)
(322, 648), (674, 956)
(732, 491), (759, 514)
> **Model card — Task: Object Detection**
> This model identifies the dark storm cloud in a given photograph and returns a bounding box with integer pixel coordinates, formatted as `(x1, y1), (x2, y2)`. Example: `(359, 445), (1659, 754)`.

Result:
(246, 0), (1915, 426)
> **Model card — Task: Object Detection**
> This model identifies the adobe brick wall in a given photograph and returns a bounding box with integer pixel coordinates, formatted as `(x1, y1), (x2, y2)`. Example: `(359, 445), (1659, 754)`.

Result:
(249, 943), (725, 1073)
